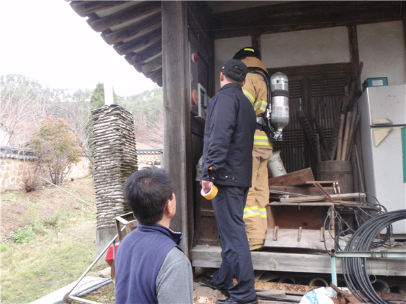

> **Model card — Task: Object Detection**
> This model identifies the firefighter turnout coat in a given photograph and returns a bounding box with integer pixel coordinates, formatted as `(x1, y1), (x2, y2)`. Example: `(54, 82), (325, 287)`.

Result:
(241, 56), (273, 246)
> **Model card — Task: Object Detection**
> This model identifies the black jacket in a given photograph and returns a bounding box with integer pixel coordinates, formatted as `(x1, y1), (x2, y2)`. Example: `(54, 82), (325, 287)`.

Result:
(202, 82), (256, 187)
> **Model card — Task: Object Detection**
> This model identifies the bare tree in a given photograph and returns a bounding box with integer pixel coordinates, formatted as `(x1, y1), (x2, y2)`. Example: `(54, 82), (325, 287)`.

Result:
(0, 75), (52, 146)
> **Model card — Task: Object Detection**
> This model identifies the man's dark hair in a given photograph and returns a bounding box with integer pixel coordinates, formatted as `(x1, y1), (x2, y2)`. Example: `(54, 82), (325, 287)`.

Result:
(123, 167), (173, 224)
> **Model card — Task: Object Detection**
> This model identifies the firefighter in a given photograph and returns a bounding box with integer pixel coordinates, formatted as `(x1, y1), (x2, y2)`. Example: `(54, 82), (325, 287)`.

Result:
(233, 47), (272, 250)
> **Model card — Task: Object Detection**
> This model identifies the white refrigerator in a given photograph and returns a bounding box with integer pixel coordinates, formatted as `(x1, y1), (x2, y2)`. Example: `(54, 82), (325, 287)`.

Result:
(358, 84), (406, 235)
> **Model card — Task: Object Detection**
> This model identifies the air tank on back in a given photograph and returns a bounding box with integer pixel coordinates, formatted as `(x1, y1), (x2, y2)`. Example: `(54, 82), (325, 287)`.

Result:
(270, 72), (289, 141)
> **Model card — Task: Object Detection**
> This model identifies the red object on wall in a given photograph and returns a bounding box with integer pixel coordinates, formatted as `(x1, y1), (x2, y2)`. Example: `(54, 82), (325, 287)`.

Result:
(191, 53), (199, 63)
(105, 244), (119, 266)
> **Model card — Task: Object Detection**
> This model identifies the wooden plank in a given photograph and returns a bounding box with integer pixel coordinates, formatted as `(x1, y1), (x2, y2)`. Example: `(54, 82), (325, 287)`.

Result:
(102, 11), (161, 45)
(403, 3), (406, 52)
(146, 67), (162, 82)
(269, 168), (314, 186)
(70, 1), (129, 18)
(138, 56), (162, 75)
(348, 25), (360, 71)
(341, 111), (352, 160)
(190, 245), (406, 276)
(212, 1), (401, 39)
(269, 185), (335, 196)
(131, 39), (162, 64)
(336, 113), (346, 160)
(346, 113), (360, 160)
(279, 192), (366, 203)
(113, 27), (162, 55)
(88, 1), (161, 32)
(162, 1), (192, 255)
(264, 228), (334, 251)
(267, 204), (330, 230)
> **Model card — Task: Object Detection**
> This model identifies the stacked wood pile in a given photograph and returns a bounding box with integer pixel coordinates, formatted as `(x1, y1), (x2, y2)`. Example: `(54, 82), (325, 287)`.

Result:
(92, 105), (138, 230)
(298, 63), (364, 162)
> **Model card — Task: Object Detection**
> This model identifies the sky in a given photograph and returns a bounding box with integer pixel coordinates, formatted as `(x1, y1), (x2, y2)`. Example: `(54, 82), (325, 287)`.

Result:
(0, 0), (157, 97)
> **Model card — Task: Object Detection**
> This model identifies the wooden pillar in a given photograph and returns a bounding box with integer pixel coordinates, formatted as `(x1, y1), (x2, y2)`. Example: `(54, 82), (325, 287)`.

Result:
(348, 25), (360, 73)
(403, 3), (406, 51)
(162, 1), (192, 255)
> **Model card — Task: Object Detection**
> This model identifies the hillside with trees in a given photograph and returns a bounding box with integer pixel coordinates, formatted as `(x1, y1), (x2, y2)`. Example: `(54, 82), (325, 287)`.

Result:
(0, 74), (164, 155)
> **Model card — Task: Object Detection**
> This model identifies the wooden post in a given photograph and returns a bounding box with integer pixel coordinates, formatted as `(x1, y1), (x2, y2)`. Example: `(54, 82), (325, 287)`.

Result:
(341, 111), (352, 161)
(336, 113), (346, 160)
(162, 1), (192, 255)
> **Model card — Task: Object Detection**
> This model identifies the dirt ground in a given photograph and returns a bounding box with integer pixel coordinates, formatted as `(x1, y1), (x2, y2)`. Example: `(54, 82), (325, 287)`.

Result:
(1, 179), (95, 241)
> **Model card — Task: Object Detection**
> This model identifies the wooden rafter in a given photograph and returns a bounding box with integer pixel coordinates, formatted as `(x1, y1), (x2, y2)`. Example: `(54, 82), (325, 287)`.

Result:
(70, 1), (128, 18)
(113, 27), (162, 55)
(212, 1), (402, 39)
(88, 1), (161, 32)
(101, 11), (161, 45)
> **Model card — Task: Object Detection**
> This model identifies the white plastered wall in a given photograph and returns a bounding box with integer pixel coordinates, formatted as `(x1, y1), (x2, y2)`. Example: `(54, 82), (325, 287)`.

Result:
(214, 27), (350, 92)
(261, 27), (350, 68)
(357, 21), (406, 86)
(214, 36), (251, 92)
(214, 23), (406, 92)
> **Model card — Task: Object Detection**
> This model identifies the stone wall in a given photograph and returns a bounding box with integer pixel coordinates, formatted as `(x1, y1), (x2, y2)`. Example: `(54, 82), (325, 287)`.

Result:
(0, 156), (91, 193)
(137, 149), (162, 165)
(0, 158), (37, 192)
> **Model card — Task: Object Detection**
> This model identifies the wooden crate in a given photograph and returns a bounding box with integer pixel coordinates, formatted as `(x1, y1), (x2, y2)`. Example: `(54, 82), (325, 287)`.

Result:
(265, 203), (335, 251)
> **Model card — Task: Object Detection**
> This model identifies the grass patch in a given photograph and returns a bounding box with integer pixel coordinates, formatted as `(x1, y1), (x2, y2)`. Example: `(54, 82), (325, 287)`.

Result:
(1, 217), (104, 304)
(0, 243), (10, 252)
(76, 176), (93, 185)
(1, 190), (25, 203)
(9, 226), (36, 243)
(1, 176), (101, 304)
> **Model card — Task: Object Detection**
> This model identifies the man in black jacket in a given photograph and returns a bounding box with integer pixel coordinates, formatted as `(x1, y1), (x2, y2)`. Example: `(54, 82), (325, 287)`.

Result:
(201, 59), (257, 304)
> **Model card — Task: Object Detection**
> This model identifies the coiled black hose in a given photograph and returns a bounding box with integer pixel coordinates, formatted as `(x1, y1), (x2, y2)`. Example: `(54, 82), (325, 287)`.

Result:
(342, 209), (406, 304)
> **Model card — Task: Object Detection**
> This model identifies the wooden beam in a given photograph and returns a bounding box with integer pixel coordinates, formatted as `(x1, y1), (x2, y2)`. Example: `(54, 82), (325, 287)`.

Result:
(70, 1), (128, 18)
(102, 11), (161, 45)
(146, 67), (162, 82)
(88, 1), (161, 32)
(131, 40), (162, 64)
(403, 1), (406, 51)
(162, 1), (192, 255)
(113, 27), (162, 55)
(212, 1), (401, 39)
(190, 245), (406, 276)
(279, 192), (366, 203)
(348, 25), (359, 72)
(269, 168), (314, 187)
(269, 185), (335, 196)
(251, 35), (261, 52)
(139, 55), (162, 74)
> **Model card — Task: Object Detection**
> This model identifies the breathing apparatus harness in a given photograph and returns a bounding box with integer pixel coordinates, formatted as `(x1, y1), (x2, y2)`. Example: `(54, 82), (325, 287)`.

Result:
(247, 67), (279, 142)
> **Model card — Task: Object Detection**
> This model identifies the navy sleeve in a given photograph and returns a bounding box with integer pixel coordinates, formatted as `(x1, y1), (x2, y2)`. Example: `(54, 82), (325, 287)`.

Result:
(202, 93), (237, 180)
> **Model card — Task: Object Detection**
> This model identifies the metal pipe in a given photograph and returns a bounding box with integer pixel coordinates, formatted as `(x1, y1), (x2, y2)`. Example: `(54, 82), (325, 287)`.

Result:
(76, 279), (113, 297)
(63, 226), (125, 301)
(40, 177), (90, 206)
(332, 251), (406, 259)
(68, 295), (102, 304)
(331, 255), (337, 286)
